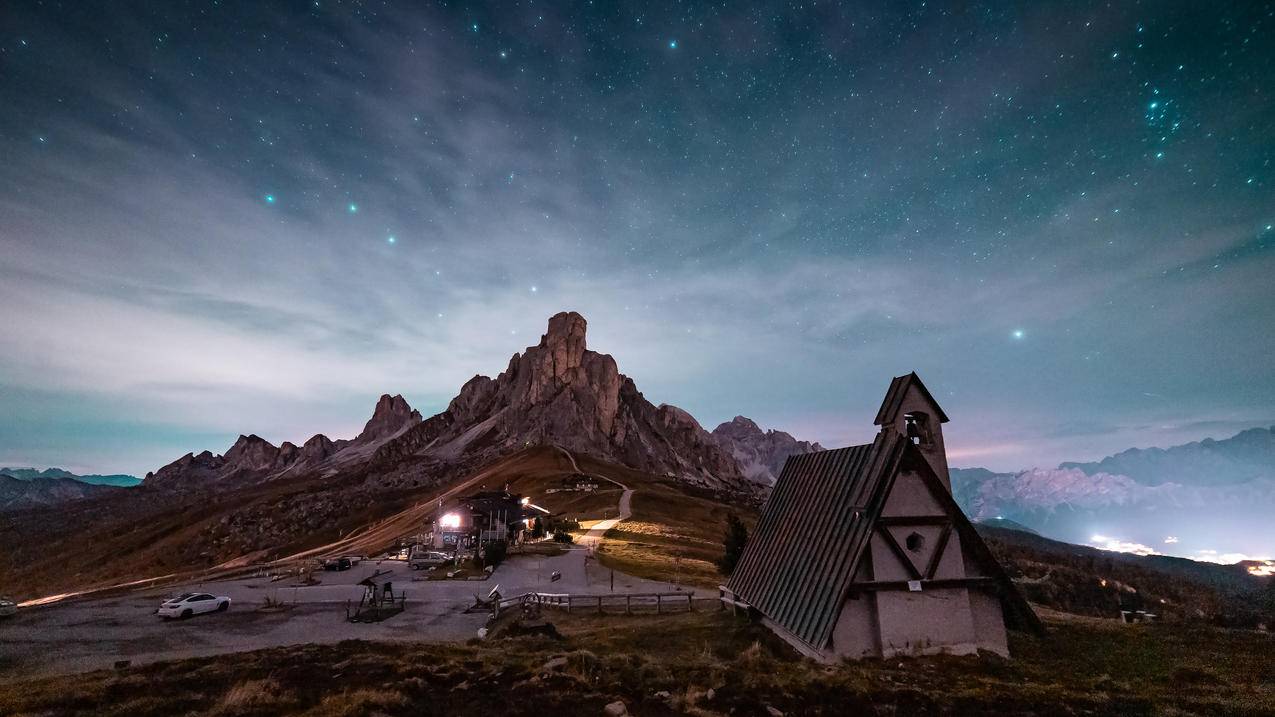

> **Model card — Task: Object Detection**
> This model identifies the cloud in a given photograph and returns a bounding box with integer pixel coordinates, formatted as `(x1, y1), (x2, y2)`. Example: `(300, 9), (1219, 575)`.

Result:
(1088, 534), (1160, 557)
(2, 2), (1274, 478)
(1192, 550), (1273, 567)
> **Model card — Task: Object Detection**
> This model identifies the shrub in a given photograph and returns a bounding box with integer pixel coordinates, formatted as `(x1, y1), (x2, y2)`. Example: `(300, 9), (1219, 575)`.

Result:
(716, 513), (748, 576)
(482, 541), (508, 567)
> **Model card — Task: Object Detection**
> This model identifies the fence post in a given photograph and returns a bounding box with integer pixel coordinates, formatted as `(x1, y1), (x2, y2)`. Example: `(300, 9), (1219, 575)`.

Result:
(597, 595), (603, 614)
(657, 594), (662, 614)
(626, 595), (631, 614)
(688, 593), (693, 612)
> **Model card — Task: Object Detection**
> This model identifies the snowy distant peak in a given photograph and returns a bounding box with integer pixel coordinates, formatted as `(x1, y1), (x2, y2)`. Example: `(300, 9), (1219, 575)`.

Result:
(1060, 425), (1275, 486)
(711, 415), (824, 485)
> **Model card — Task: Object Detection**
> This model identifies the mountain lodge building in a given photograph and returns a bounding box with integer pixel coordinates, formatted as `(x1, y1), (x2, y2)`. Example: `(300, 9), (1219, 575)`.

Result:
(722, 372), (1042, 661)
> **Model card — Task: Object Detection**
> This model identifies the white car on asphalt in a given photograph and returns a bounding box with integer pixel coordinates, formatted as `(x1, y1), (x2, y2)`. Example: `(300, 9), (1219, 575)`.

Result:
(156, 592), (231, 619)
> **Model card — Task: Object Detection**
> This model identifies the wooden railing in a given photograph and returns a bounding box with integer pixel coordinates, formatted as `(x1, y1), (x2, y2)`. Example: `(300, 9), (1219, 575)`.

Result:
(493, 590), (696, 616)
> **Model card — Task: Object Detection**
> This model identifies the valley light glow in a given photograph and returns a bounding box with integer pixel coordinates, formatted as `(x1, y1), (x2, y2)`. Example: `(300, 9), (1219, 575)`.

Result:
(1088, 534), (1160, 557)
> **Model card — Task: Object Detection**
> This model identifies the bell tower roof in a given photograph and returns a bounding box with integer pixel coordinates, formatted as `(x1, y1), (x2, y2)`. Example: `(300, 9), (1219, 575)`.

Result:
(873, 372), (949, 426)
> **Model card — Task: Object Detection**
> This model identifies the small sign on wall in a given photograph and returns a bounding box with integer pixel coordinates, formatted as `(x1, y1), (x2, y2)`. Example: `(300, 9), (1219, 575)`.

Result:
(907, 580), (922, 592)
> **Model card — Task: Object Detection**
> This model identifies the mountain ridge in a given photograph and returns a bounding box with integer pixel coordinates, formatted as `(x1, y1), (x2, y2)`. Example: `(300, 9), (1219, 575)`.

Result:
(0, 473), (126, 511)
(0, 467), (140, 487)
(952, 425), (1275, 561)
(711, 415), (823, 484)
(141, 312), (810, 497)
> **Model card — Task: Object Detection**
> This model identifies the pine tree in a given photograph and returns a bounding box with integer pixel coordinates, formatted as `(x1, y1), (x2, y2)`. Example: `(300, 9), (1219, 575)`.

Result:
(717, 513), (749, 576)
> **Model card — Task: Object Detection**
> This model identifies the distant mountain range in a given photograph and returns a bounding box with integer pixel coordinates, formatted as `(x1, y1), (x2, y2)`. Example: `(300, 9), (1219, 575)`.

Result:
(0, 467), (141, 487)
(0, 473), (128, 510)
(953, 427), (1275, 561)
(1059, 426), (1275, 486)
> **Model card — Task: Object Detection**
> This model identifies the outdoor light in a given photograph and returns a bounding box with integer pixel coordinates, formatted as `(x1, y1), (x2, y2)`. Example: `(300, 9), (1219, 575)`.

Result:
(520, 497), (530, 505)
(439, 512), (462, 529)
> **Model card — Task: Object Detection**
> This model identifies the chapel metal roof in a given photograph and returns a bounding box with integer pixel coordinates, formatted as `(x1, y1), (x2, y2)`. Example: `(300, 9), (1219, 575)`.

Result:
(726, 429), (1041, 651)
(726, 431), (908, 650)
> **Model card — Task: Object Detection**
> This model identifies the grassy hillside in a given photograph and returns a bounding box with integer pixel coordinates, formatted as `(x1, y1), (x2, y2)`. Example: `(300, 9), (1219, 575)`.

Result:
(594, 479), (753, 589)
(1, 611), (1272, 716)
(980, 526), (1273, 627)
(0, 446), (745, 603)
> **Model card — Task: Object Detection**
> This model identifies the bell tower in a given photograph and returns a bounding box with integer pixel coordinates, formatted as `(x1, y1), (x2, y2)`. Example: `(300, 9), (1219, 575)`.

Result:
(873, 372), (951, 491)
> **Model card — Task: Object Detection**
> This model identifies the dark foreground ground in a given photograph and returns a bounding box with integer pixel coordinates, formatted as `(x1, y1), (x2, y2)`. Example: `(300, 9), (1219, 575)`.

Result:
(2, 610), (1272, 717)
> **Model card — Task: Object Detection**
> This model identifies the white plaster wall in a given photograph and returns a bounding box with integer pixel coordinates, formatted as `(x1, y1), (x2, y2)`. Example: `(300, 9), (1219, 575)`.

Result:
(869, 532), (913, 581)
(968, 589), (1010, 657)
(876, 587), (978, 657)
(830, 594), (881, 659)
(880, 470), (944, 517)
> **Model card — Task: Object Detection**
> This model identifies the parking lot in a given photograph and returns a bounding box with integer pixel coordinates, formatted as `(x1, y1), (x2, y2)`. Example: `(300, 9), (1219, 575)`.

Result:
(0, 544), (700, 678)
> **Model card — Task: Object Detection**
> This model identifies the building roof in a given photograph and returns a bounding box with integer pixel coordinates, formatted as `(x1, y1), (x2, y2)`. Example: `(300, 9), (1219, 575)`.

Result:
(873, 371), (950, 425)
(726, 430), (1040, 652)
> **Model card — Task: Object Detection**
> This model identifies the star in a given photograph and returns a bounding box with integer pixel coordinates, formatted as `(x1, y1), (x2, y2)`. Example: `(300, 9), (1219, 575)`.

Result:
(1012, 329), (1025, 340)
(264, 194), (276, 204)
(387, 235), (396, 244)
(668, 39), (678, 49)
(530, 286), (538, 292)
(348, 202), (358, 213)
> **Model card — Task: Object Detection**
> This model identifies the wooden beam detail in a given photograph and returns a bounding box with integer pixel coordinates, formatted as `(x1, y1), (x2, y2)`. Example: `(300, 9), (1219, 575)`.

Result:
(875, 525), (922, 580)
(877, 515), (949, 526)
(924, 523), (954, 579)
(848, 577), (996, 592)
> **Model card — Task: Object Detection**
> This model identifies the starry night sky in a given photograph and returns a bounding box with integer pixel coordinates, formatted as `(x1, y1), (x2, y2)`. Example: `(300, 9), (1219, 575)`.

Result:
(1, 1), (1272, 476)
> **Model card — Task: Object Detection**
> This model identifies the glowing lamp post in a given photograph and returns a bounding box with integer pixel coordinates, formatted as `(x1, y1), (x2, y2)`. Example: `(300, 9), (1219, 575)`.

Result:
(439, 512), (462, 529)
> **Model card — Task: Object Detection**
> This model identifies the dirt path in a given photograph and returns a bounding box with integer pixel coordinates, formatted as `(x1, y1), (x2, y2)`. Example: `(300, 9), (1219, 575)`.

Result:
(550, 444), (633, 556)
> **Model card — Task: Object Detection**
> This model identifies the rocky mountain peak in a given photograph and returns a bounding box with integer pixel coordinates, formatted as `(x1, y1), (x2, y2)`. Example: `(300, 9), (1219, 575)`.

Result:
(715, 415), (763, 439)
(538, 310), (590, 383)
(373, 311), (749, 491)
(143, 311), (817, 498)
(712, 415), (824, 485)
(356, 394), (422, 443)
(223, 434), (281, 472)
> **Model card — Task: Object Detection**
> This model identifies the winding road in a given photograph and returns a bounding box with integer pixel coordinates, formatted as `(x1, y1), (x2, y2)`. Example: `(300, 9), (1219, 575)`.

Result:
(551, 444), (633, 548)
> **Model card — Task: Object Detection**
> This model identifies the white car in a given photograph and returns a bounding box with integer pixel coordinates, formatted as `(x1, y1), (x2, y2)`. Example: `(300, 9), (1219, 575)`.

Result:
(156, 592), (230, 619)
(0, 597), (16, 618)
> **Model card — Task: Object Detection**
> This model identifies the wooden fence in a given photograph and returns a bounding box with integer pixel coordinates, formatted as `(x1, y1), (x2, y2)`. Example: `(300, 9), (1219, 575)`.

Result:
(493, 590), (700, 616)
